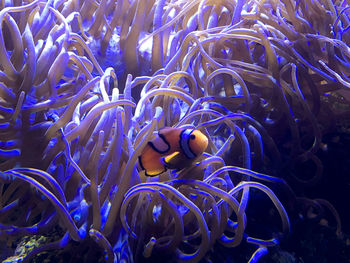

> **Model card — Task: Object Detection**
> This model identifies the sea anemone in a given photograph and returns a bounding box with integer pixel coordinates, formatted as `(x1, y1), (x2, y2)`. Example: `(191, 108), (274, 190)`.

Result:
(1, 0), (349, 262)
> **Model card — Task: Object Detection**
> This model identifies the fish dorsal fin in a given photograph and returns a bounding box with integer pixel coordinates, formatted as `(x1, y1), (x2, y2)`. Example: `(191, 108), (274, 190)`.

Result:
(148, 131), (170, 153)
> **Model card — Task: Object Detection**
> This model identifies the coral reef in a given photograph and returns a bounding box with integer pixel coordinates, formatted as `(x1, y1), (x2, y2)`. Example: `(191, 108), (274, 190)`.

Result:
(0, 0), (349, 262)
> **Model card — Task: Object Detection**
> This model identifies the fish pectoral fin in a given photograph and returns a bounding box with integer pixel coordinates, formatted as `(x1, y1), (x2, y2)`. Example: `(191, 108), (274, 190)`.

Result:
(162, 151), (181, 165)
(162, 152), (192, 170)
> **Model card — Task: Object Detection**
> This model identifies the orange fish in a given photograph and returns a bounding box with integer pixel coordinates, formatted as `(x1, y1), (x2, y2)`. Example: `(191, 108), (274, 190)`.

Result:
(138, 127), (208, 176)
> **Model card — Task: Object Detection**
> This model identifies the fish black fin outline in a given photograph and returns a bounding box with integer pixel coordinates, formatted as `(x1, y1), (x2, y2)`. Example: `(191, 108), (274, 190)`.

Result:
(144, 167), (167, 177)
(138, 156), (145, 171)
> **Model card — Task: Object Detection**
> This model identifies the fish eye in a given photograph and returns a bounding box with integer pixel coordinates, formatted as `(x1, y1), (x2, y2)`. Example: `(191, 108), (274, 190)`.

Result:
(190, 134), (196, 140)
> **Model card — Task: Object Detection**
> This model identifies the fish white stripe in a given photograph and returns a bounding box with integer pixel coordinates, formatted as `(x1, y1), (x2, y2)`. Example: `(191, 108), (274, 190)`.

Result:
(149, 132), (170, 153)
(180, 129), (196, 159)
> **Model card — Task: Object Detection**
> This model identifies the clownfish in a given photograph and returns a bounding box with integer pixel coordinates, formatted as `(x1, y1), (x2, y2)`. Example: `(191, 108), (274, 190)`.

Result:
(138, 127), (208, 176)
